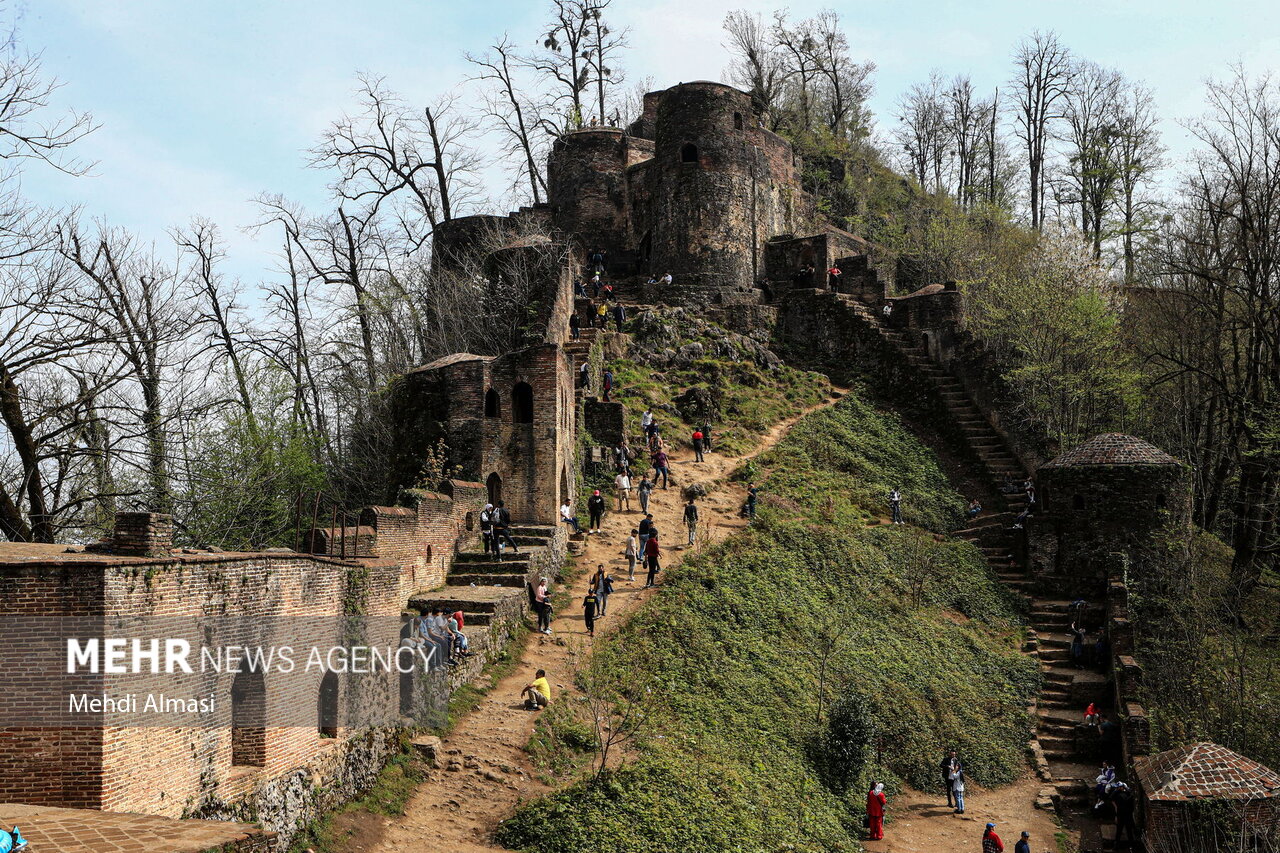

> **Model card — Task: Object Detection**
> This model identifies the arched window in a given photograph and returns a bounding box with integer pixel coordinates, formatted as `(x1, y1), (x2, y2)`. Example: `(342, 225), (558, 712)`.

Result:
(318, 671), (339, 738)
(484, 388), (500, 418)
(680, 143), (698, 164)
(513, 382), (534, 424)
(231, 668), (266, 767)
(1155, 493), (1167, 510)
(733, 112), (744, 130)
(486, 472), (503, 506)
(1072, 494), (1086, 511)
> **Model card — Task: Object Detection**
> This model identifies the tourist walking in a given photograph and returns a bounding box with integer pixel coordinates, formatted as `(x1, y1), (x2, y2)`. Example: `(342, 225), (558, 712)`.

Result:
(493, 501), (520, 554)
(1112, 782), (1138, 845)
(700, 421), (713, 451)
(637, 474), (654, 513)
(613, 302), (626, 332)
(1014, 831), (1030, 853)
(534, 577), (552, 635)
(596, 565), (613, 615)
(625, 529), (639, 581)
(951, 766), (966, 814)
(889, 488), (903, 524)
(644, 533), (661, 587)
(638, 513), (653, 556)
(683, 498), (699, 546)
(596, 302), (608, 328)
(744, 482), (758, 519)
(982, 823), (1004, 853)
(603, 368), (614, 402)
(569, 312), (581, 341)
(653, 449), (670, 489)
(582, 587), (598, 637)
(480, 503), (496, 555)
(941, 750), (965, 808)
(866, 782), (887, 840)
(692, 428), (705, 462)
(587, 489), (606, 533)
(615, 470), (632, 511)
(580, 361), (590, 389)
(642, 408), (655, 438)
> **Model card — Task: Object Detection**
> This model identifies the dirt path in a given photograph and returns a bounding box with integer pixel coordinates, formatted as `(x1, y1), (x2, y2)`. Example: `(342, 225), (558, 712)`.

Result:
(342, 388), (847, 853)
(864, 775), (1064, 853)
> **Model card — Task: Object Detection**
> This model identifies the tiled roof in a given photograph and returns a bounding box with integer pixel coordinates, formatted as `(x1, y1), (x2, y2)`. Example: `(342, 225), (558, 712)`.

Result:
(1043, 433), (1181, 468)
(1135, 742), (1280, 802)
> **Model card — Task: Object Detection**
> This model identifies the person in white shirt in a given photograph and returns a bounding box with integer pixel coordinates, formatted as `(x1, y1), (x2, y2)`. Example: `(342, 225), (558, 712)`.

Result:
(560, 500), (582, 533)
(615, 471), (632, 511)
(659, 272), (673, 286)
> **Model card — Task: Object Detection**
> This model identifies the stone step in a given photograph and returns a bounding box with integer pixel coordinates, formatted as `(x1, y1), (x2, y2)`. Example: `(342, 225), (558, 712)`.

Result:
(449, 560), (529, 574)
(455, 552), (531, 566)
(509, 524), (557, 537)
(448, 573), (528, 588)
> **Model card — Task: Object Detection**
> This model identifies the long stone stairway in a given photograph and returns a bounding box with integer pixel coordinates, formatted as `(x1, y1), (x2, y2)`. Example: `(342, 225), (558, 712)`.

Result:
(836, 291), (1104, 816)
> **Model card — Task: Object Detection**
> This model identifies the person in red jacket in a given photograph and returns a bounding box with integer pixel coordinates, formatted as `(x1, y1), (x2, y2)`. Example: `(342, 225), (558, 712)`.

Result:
(865, 781), (886, 840)
(982, 822), (1005, 853)
(691, 428), (705, 462)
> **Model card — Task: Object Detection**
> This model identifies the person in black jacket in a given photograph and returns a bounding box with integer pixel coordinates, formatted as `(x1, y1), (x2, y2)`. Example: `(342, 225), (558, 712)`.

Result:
(1112, 782), (1138, 846)
(683, 498), (699, 546)
(587, 489), (606, 533)
(940, 750), (964, 808)
(493, 500), (519, 555)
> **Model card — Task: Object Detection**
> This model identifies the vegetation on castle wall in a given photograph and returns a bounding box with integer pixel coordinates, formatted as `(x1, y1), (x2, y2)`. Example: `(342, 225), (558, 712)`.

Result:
(495, 392), (1036, 853)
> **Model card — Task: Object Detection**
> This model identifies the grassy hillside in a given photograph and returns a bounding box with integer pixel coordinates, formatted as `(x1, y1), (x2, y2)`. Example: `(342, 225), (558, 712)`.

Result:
(496, 394), (1036, 853)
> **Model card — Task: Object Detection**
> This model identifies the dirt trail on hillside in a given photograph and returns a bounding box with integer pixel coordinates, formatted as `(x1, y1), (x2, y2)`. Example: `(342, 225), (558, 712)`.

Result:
(863, 776), (1065, 853)
(338, 389), (847, 853)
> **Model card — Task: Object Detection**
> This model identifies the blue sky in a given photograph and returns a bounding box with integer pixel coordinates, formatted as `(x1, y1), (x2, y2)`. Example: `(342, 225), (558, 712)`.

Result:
(11, 0), (1279, 283)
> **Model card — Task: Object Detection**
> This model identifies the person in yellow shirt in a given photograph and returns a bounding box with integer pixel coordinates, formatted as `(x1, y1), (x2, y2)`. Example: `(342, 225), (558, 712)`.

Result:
(522, 669), (552, 710)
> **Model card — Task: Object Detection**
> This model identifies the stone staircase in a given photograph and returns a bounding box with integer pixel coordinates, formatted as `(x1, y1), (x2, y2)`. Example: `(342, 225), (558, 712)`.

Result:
(836, 291), (1112, 816)
(410, 523), (558, 630)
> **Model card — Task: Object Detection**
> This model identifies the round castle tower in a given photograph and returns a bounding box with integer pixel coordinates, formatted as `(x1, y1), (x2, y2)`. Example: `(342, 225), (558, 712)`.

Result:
(648, 82), (798, 302)
(1029, 433), (1189, 595)
(547, 128), (629, 260)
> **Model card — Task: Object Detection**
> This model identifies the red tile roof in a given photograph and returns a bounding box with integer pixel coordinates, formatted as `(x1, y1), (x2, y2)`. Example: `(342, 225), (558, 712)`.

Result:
(1043, 433), (1181, 468)
(1136, 742), (1280, 802)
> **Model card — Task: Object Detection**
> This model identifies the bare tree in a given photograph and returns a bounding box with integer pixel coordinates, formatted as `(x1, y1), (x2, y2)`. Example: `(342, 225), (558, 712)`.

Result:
(581, 0), (627, 126)
(1113, 82), (1165, 281)
(59, 221), (193, 514)
(533, 0), (596, 130)
(808, 10), (875, 142)
(311, 74), (481, 254)
(0, 51), (96, 175)
(723, 10), (784, 124)
(1059, 61), (1124, 258)
(895, 73), (949, 192)
(1011, 31), (1074, 229)
(466, 37), (549, 204)
(947, 76), (984, 206)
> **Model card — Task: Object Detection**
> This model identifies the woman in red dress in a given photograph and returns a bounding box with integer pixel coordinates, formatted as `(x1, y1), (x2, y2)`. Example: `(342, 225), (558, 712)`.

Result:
(866, 781), (887, 840)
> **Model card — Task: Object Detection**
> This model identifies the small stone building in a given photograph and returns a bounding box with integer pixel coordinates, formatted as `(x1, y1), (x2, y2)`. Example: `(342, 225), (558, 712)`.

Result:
(1135, 741), (1280, 851)
(1029, 433), (1189, 597)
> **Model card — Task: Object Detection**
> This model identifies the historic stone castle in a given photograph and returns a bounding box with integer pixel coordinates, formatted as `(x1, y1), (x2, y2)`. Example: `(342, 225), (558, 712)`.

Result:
(1, 80), (1275, 851)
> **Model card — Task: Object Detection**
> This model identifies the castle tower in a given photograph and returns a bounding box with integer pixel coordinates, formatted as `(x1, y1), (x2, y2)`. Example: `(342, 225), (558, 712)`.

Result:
(1028, 433), (1189, 596)
(547, 128), (630, 263)
(646, 81), (802, 305)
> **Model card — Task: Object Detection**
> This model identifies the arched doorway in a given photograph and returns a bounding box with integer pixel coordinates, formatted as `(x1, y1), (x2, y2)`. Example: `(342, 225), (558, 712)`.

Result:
(486, 472), (502, 506)
(317, 671), (339, 737)
(484, 388), (500, 418)
(512, 382), (534, 424)
(231, 667), (266, 767)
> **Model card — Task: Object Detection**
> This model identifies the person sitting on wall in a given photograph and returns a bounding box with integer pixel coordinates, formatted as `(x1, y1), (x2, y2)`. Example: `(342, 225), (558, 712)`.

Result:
(659, 272), (673, 286)
(521, 669), (552, 711)
(1083, 701), (1101, 727)
(560, 499), (583, 534)
(574, 279), (589, 299)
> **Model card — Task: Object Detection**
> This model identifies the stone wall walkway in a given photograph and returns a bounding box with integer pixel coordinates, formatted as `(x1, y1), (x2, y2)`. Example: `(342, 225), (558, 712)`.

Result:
(0, 803), (274, 852)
